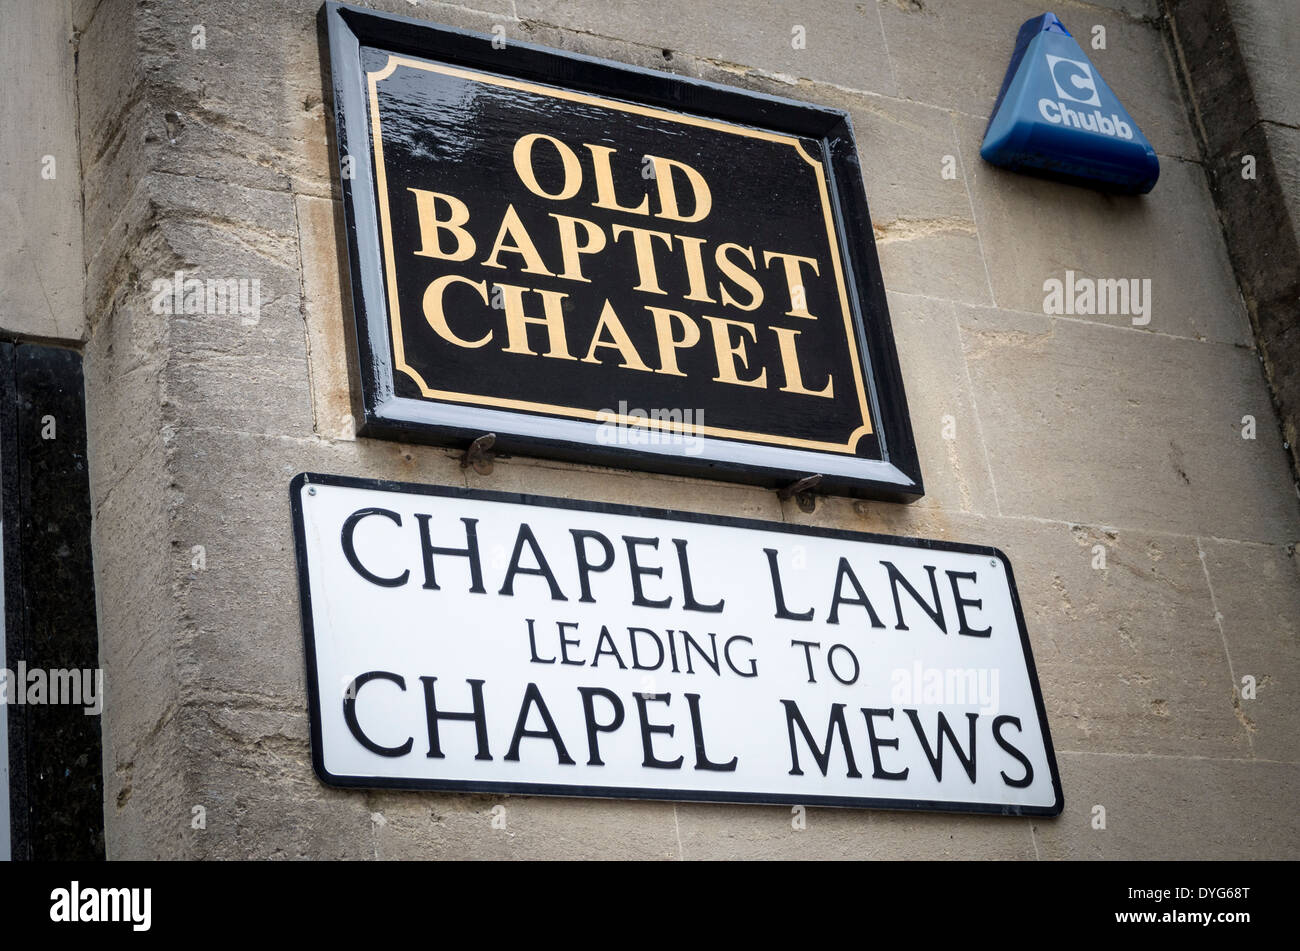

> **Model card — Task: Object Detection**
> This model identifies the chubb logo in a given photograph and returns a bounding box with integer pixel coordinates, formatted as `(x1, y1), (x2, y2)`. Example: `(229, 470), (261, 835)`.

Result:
(1038, 54), (1133, 139)
(1037, 99), (1133, 139)
(1045, 54), (1101, 106)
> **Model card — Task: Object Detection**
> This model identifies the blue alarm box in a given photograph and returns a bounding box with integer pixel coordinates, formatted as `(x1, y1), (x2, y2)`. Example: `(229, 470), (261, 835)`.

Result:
(980, 13), (1159, 194)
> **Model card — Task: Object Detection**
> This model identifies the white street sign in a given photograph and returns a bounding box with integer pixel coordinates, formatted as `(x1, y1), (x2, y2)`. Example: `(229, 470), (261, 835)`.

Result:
(291, 474), (1063, 815)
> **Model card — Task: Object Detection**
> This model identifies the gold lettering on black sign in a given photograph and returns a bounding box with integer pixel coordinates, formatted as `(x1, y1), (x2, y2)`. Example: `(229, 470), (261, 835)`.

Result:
(366, 55), (874, 453)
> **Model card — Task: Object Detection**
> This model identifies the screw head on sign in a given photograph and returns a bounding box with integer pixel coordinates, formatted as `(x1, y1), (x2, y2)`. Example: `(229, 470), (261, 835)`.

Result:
(308, 486), (316, 495)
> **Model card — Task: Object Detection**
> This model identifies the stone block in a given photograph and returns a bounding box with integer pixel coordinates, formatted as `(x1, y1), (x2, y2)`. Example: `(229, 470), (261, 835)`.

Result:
(1227, 0), (1300, 129)
(517, 0), (897, 95)
(674, 801), (1035, 859)
(296, 194), (358, 441)
(957, 304), (1297, 542)
(886, 291), (998, 515)
(371, 793), (680, 860)
(1033, 751), (1300, 858)
(1200, 537), (1300, 762)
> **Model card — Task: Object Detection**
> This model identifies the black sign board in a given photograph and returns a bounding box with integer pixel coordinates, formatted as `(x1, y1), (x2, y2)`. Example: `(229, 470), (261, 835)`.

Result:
(323, 2), (922, 501)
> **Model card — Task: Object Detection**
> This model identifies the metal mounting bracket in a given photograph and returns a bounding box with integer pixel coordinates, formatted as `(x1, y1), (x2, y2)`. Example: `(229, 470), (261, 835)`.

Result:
(777, 474), (823, 513)
(461, 433), (497, 475)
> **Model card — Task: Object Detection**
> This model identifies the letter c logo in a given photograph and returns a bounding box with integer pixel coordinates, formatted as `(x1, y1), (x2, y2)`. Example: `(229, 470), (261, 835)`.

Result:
(1045, 54), (1101, 106)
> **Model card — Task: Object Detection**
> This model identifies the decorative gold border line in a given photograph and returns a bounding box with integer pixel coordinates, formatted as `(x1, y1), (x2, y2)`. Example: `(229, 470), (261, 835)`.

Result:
(367, 53), (873, 454)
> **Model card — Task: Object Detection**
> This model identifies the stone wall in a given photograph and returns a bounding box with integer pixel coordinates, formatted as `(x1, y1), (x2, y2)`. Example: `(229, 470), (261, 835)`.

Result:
(1165, 0), (1300, 475)
(58, 0), (1300, 858)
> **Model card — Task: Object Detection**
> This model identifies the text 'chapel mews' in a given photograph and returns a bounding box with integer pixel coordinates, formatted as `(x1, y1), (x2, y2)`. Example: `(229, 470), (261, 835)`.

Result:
(291, 475), (1063, 816)
(323, 2), (922, 501)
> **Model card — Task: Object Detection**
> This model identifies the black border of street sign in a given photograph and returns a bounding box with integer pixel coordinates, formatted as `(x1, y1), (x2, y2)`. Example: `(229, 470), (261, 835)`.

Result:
(289, 472), (1064, 817)
(320, 1), (924, 503)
